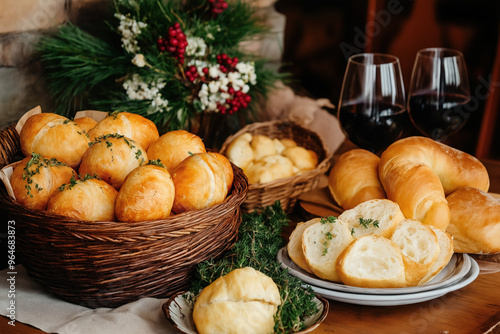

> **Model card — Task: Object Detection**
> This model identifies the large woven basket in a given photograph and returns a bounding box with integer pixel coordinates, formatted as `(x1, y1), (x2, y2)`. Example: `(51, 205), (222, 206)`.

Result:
(0, 125), (248, 308)
(220, 120), (332, 213)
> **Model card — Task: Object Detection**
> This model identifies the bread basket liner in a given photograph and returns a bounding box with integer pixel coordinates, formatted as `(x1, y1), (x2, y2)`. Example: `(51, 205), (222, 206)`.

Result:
(0, 107), (249, 308)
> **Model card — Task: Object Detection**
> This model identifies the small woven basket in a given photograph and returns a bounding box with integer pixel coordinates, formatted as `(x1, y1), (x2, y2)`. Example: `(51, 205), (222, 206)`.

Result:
(0, 125), (248, 308)
(220, 120), (332, 213)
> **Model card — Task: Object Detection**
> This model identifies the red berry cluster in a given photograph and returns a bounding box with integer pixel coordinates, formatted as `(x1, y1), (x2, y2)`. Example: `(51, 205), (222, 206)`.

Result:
(216, 53), (239, 73)
(218, 91), (252, 114)
(157, 23), (187, 64)
(207, 0), (228, 16)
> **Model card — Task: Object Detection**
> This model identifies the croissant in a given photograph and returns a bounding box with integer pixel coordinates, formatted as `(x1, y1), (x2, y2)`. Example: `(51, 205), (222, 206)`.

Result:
(378, 136), (489, 230)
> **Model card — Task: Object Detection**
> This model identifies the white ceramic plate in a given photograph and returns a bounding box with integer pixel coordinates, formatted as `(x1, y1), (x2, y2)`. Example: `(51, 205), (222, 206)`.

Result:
(309, 259), (479, 306)
(277, 247), (472, 295)
(163, 291), (329, 334)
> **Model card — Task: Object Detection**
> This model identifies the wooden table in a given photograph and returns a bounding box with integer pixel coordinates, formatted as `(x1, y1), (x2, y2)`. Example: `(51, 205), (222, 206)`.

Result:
(2, 141), (500, 334)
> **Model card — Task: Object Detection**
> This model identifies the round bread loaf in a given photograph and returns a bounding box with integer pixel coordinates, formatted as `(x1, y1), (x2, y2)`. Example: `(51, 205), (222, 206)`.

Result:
(115, 163), (175, 222)
(328, 149), (386, 210)
(47, 176), (118, 221)
(379, 136), (490, 230)
(245, 155), (295, 184)
(225, 133), (254, 170)
(250, 135), (277, 161)
(79, 134), (147, 189)
(446, 187), (500, 254)
(171, 152), (229, 213)
(87, 111), (159, 150)
(19, 113), (90, 168)
(193, 267), (281, 334)
(281, 146), (318, 171)
(11, 154), (77, 210)
(211, 152), (234, 193)
(146, 130), (206, 172)
(73, 116), (97, 133)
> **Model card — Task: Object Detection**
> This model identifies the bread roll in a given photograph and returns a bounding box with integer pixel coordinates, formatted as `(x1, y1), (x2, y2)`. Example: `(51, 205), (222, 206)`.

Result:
(211, 152), (234, 192)
(379, 136), (490, 230)
(193, 267), (281, 334)
(280, 138), (297, 148)
(390, 219), (440, 286)
(251, 135), (276, 161)
(87, 111), (159, 150)
(19, 113), (89, 168)
(115, 163), (175, 222)
(147, 130), (206, 172)
(338, 199), (404, 239)
(73, 116), (97, 133)
(79, 134), (147, 189)
(302, 217), (353, 282)
(336, 235), (406, 288)
(328, 149), (386, 210)
(287, 218), (319, 274)
(281, 146), (318, 171)
(11, 154), (77, 210)
(446, 187), (500, 254)
(225, 133), (254, 170)
(171, 152), (229, 213)
(245, 155), (295, 184)
(418, 226), (454, 285)
(47, 176), (118, 221)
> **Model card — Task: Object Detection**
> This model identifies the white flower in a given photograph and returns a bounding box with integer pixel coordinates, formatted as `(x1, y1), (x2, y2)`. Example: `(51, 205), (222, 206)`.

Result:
(131, 54), (146, 67)
(115, 13), (147, 54)
(123, 74), (169, 114)
(186, 36), (207, 57)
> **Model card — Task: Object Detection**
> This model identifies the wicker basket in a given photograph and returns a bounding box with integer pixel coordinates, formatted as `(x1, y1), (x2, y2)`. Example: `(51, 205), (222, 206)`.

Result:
(220, 120), (332, 213)
(0, 124), (248, 308)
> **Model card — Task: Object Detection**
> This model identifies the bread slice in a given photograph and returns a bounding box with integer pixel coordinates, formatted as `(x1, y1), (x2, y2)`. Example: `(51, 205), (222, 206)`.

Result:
(390, 219), (440, 286)
(302, 217), (353, 282)
(418, 226), (454, 285)
(287, 218), (319, 274)
(338, 199), (405, 239)
(337, 235), (406, 288)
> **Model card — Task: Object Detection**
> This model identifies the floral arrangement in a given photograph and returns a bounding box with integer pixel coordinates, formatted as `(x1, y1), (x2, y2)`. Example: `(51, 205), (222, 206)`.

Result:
(38, 0), (283, 138)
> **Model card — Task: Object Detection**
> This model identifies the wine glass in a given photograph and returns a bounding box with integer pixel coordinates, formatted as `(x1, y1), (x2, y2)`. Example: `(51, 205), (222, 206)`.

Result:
(337, 53), (407, 153)
(408, 48), (471, 141)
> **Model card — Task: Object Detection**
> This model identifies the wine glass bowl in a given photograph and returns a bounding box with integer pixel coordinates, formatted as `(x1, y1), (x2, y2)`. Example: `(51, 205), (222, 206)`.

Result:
(337, 53), (407, 153)
(407, 48), (471, 141)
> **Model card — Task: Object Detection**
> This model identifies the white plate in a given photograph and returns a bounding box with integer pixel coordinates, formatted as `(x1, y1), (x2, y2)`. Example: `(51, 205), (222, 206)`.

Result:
(162, 291), (329, 334)
(309, 259), (479, 306)
(277, 247), (472, 295)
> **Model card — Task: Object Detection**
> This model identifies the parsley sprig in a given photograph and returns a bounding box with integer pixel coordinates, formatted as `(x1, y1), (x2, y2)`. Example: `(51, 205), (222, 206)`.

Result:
(23, 153), (66, 197)
(359, 217), (380, 229)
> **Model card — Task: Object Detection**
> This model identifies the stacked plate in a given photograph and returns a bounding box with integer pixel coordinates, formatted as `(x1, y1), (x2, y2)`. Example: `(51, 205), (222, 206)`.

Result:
(277, 247), (480, 306)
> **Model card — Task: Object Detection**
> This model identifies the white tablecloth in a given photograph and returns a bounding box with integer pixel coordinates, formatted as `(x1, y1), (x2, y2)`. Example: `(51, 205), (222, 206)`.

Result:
(0, 265), (182, 333)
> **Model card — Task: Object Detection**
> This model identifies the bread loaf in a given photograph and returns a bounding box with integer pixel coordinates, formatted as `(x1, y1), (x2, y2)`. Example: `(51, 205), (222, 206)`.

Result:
(225, 133), (254, 170)
(115, 163), (175, 222)
(287, 218), (318, 274)
(251, 135), (277, 161)
(328, 149), (386, 210)
(19, 113), (89, 168)
(245, 155), (295, 184)
(87, 111), (159, 150)
(281, 146), (318, 171)
(419, 226), (454, 285)
(193, 267), (281, 334)
(379, 136), (490, 230)
(73, 116), (97, 133)
(11, 154), (77, 210)
(446, 187), (500, 254)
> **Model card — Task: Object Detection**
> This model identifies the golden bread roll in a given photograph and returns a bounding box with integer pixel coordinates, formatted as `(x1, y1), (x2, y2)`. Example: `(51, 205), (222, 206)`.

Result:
(328, 149), (386, 210)
(171, 152), (229, 213)
(390, 219), (440, 286)
(287, 218), (319, 274)
(251, 135), (277, 161)
(47, 176), (118, 221)
(280, 138), (297, 148)
(11, 154), (77, 210)
(281, 146), (318, 171)
(336, 235), (406, 288)
(146, 130), (206, 172)
(379, 136), (490, 230)
(73, 116), (97, 133)
(418, 226), (454, 285)
(302, 217), (353, 282)
(19, 113), (90, 168)
(79, 134), (147, 189)
(115, 163), (175, 222)
(87, 111), (159, 150)
(224, 133), (254, 170)
(193, 267), (281, 334)
(245, 155), (295, 184)
(446, 187), (500, 254)
(211, 152), (234, 192)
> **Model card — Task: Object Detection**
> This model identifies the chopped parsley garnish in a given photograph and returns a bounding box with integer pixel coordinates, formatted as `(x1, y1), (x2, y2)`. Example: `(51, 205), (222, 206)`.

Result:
(359, 217), (380, 229)
(320, 216), (337, 224)
(147, 159), (165, 168)
(22, 153), (66, 197)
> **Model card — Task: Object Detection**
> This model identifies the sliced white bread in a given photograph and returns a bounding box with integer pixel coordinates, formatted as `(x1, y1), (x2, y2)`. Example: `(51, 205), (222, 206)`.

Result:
(287, 218), (320, 274)
(418, 226), (454, 285)
(338, 199), (405, 239)
(390, 219), (440, 286)
(302, 217), (353, 282)
(336, 235), (406, 288)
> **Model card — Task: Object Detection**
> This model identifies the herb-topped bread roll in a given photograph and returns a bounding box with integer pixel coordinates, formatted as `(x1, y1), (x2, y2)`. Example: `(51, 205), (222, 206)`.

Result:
(79, 134), (147, 189)
(11, 154), (77, 210)
(87, 111), (159, 150)
(193, 267), (281, 334)
(19, 113), (90, 168)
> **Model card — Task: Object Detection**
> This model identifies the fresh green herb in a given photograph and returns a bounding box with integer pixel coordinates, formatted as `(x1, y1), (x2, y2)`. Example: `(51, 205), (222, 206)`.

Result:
(320, 216), (337, 224)
(189, 202), (318, 333)
(359, 217), (380, 229)
(188, 151), (194, 156)
(351, 228), (355, 236)
(22, 153), (66, 197)
(63, 119), (70, 124)
(147, 159), (165, 168)
(135, 149), (143, 160)
(325, 232), (333, 240)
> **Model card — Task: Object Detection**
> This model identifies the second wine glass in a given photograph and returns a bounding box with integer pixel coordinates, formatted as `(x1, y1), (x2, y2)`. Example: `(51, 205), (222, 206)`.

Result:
(337, 53), (407, 154)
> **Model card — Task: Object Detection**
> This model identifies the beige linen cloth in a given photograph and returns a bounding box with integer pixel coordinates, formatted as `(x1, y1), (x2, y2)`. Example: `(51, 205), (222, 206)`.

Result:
(0, 266), (181, 333)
